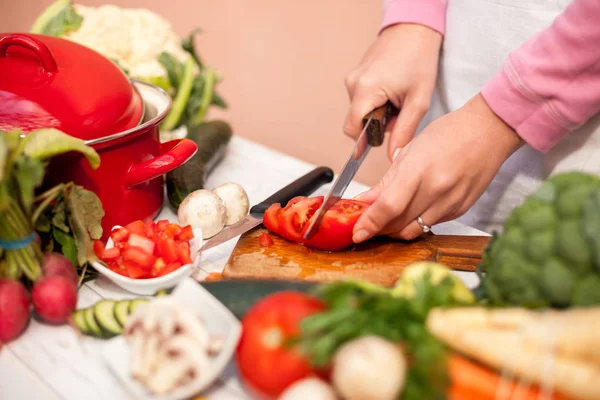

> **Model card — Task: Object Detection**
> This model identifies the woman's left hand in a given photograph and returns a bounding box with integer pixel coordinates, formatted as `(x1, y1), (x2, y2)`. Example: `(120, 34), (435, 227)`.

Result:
(352, 93), (525, 243)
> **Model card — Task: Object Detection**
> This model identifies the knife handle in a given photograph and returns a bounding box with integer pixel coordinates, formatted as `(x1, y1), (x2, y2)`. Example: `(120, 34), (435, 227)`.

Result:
(363, 101), (400, 147)
(250, 166), (334, 215)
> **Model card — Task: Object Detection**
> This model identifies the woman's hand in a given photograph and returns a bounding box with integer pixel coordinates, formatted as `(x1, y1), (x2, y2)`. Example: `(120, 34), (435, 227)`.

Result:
(352, 94), (525, 243)
(344, 23), (442, 160)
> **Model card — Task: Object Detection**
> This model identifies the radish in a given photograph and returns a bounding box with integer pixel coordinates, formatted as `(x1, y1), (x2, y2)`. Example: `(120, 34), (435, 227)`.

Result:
(32, 276), (77, 324)
(42, 252), (78, 286)
(0, 278), (31, 342)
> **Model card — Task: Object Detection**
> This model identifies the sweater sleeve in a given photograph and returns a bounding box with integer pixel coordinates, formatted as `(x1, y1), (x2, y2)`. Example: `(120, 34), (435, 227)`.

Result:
(380, 0), (448, 36)
(481, 0), (600, 153)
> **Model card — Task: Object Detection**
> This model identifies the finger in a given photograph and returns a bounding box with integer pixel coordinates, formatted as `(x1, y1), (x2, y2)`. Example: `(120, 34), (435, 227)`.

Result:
(353, 182), (382, 204)
(387, 205), (443, 241)
(344, 70), (360, 100)
(342, 82), (388, 139)
(386, 97), (429, 160)
(352, 176), (420, 243)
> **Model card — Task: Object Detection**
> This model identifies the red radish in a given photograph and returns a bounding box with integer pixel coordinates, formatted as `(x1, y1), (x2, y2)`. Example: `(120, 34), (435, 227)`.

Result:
(32, 276), (77, 324)
(42, 252), (78, 286)
(0, 279), (31, 342)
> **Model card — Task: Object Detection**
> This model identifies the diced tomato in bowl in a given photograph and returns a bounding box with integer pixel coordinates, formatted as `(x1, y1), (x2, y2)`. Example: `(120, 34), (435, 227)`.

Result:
(91, 219), (203, 295)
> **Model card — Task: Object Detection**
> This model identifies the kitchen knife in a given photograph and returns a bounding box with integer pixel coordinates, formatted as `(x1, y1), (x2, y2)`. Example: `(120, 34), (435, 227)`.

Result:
(197, 166), (334, 253)
(303, 102), (399, 240)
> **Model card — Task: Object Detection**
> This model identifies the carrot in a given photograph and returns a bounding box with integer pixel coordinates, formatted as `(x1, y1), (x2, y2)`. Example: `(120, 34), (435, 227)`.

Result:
(448, 354), (569, 400)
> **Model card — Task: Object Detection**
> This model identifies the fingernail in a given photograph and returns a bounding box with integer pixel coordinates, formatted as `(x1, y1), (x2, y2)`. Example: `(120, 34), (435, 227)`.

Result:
(393, 148), (402, 160)
(353, 230), (371, 243)
(353, 191), (368, 200)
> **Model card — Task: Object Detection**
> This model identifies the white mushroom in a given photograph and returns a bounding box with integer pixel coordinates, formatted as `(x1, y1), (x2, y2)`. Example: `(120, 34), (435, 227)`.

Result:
(145, 335), (211, 395)
(212, 182), (249, 225)
(178, 189), (227, 238)
(278, 378), (339, 400)
(331, 335), (407, 400)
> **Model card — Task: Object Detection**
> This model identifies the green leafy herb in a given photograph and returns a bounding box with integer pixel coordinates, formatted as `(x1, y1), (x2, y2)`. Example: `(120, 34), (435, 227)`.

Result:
(52, 226), (77, 266)
(159, 52), (184, 90)
(23, 128), (100, 170)
(297, 275), (468, 400)
(30, 0), (83, 37)
(181, 29), (204, 69)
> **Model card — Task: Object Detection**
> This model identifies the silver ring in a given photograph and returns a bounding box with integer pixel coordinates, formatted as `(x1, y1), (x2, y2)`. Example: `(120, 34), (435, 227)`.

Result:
(417, 217), (431, 233)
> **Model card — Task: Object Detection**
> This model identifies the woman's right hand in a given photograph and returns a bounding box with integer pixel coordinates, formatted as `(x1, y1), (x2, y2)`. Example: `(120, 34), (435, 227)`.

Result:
(343, 23), (443, 160)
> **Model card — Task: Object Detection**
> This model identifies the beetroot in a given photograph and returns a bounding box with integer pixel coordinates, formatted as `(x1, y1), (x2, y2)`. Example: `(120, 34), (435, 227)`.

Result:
(0, 279), (31, 342)
(42, 252), (78, 286)
(32, 276), (77, 324)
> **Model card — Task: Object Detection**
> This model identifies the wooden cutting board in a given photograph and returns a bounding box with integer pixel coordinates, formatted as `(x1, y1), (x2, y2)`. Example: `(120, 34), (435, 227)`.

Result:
(222, 227), (490, 285)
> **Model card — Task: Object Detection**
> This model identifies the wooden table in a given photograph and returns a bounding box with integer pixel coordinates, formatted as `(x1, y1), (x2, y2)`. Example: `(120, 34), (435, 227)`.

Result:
(0, 136), (489, 400)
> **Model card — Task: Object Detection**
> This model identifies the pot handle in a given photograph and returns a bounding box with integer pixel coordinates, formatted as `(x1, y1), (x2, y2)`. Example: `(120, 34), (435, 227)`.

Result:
(126, 139), (198, 187)
(0, 33), (58, 74)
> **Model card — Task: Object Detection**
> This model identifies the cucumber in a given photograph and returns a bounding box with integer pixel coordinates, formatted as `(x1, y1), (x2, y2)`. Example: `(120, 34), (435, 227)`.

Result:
(155, 288), (170, 296)
(128, 298), (149, 314)
(84, 307), (103, 337)
(72, 309), (89, 334)
(94, 300), (122, 337)
(114, 300), (131, 328)
(166, 120), (233, 209)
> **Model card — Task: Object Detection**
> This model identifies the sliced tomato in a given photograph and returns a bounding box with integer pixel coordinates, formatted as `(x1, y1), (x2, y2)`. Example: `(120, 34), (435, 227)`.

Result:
(176, 242), (193, 265)
(177, 225), (194, 242)
(93, 240), (105, 259)
(124, 261), (151, 279)
(302, 199), (368, 251)
(156, 261), (182, 277)
(153, 257), (166, 271)
(128, 233), (155, 255)
(110, 227), (130, 244)
(156, 220), (170, 233)
(263, 203), (282, 233)
(125, 220), (146, 236)
(259, 232), (274, 248)
(236, 291), (327, 398)
(145, 220), (156, 240)
(165, 223), (182, 238)
(157, 234), (179, 263)
(122, 246), (155, 268)
(101, 247), (121, 261)
(278, 196), (324, 242)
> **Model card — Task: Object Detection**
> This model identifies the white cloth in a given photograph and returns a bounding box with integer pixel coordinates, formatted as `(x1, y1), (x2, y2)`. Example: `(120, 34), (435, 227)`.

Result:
(419, 0), (600, 234)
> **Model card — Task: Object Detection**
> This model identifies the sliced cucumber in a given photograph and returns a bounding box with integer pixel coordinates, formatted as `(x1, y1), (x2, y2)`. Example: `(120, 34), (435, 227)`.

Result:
(155, 289), (169, 296)
(94, 300), (122, 337)
(84, 307), (103, 337)
(72, 309), (89, 334)
(128, 298), (148, 314)
(114, 300), (131, 328)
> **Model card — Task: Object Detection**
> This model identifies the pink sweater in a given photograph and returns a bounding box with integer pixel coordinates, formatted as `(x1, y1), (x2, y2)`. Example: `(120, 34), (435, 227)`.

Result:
(381, 0), (600, 152)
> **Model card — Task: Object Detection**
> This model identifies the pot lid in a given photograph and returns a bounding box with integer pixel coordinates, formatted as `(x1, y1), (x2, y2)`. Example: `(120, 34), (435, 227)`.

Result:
(0, 33), (143, 140)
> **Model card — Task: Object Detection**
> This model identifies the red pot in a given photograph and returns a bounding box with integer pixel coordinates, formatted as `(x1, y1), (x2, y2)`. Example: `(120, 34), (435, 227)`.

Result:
(0, 33), (198, 239)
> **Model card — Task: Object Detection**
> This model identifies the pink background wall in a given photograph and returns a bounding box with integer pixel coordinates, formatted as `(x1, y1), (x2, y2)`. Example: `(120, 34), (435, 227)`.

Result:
(2, 0), (389, 186)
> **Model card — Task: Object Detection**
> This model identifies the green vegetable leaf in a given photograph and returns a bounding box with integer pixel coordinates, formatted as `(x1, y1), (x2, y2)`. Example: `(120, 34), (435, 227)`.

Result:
(23, 128), (100, 169)
(65, 185), (104, 266)
(161, 58), (195, 131)
(30, 0), (83, 37)
(211, 91), (228, 109)
(13, 156), (45, 213)
(50, 197), (69, 233)
(159, 52), (184, 90)
(52, 226), (78, 266)
(181, 28), (204, 69)
(0, 134), (7, 182)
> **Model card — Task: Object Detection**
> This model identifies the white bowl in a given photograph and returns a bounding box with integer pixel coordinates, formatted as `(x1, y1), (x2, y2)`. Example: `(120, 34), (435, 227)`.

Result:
(91, 225), (204, 295)
(102, 278), (242, 399)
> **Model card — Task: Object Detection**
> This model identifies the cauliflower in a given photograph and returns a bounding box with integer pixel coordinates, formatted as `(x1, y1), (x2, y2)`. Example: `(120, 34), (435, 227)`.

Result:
(66, 5), (191, 80)
(479, 171), (600, 308)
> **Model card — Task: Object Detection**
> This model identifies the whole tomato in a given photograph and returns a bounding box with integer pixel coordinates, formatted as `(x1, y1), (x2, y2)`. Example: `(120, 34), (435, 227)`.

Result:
(236, 291), (327, 399)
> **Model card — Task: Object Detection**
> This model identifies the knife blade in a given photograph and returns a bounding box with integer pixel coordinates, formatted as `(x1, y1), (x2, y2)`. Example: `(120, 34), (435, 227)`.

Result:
(198, 166), (334, 253)
(303, 102), (398, 240)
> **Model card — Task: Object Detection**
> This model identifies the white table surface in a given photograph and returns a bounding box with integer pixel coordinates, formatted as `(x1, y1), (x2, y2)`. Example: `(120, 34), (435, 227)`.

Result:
(0, 136), (489, 400)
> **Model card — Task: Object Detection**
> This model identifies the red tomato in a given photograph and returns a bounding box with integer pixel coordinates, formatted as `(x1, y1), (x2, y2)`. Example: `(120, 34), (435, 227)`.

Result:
(124, 262), (151, 279)
(93, 240), (105, 259)
(263, 204), (282, 233)
(156, 220), (170, 232)
(122, 247), (155, 268)
(157, 235), (178, 263)
(156, 261), (182, 277)
(176, 242), (193, 265)
(101, 247), (120, 261)
(153, 257), (166, 274)
(278, 196), (323, 242)
(177, 225), (195, 242)
(145, 220), (156, 239)
(262, 197), (369, 251)
(259, 233), (274, 248)
(303, 199), (369, 251)
(125, 220), (146, 236)
(128, 233), (155, 255)
(236, 291), (327, 399)
(110, 227), (130, 243)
